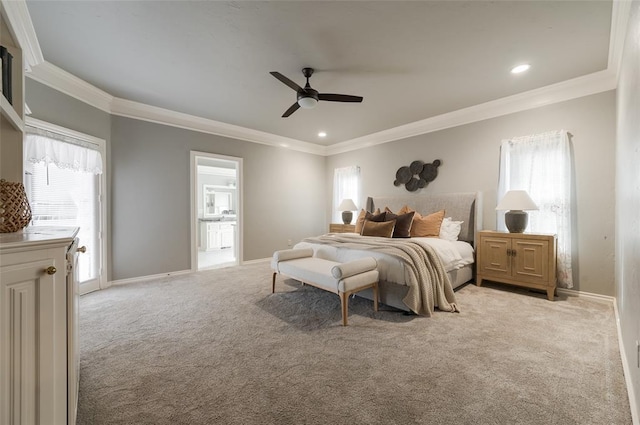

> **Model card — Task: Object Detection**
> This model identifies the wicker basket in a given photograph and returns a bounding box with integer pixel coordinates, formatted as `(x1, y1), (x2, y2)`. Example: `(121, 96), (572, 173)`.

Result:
(0, 179), (32, 233)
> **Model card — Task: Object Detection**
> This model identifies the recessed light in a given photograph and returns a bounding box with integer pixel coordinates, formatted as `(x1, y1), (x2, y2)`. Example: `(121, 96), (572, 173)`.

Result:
(511, 64), (530, 74)
(318, 132), (327, 138)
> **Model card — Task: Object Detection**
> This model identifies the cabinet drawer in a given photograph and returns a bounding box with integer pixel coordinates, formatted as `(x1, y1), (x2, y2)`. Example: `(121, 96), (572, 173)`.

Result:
(329, 224), (356, 233)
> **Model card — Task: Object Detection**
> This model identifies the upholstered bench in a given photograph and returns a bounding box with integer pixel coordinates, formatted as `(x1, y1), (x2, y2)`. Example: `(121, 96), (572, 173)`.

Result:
(271, 248), (379, 326)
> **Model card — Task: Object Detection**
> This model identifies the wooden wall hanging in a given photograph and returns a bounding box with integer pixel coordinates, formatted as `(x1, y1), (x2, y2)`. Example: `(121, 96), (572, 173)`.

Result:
(394, 160), (441, 192)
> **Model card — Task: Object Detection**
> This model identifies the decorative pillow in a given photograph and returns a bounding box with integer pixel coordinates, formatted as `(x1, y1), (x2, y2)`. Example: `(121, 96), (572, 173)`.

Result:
(384, 210), (415, 238)
(398, 205), (414, 215)
(410, 209), (445, 237)
(439, 217), (464, 241)
(355, 208), (381, 234)
(361, 219), (396, 238)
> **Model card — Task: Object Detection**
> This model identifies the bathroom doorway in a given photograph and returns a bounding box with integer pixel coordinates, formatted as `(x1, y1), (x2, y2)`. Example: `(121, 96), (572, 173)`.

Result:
(190, 151), (242, 271)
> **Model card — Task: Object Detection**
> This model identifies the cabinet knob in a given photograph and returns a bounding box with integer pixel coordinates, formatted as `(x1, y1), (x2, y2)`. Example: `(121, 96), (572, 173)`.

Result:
(45, 266), (57, 275)
(78, 246), (87, 253)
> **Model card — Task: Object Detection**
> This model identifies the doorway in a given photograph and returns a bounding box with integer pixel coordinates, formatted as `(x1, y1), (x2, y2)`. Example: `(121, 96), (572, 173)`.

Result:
(190, 151), (242, 271)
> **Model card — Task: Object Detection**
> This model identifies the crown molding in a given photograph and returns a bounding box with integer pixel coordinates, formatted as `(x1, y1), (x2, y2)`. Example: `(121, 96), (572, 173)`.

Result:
(27, 62), (617, 158)
(0, 0), (44, 70)
(21, 0), (625, 158)
(608, 0), (633, 80)
(110, 97), (326, 156)
(28, 61), (114, 112)
(326, 69), (617, 156)
(26, 61), (324, 155)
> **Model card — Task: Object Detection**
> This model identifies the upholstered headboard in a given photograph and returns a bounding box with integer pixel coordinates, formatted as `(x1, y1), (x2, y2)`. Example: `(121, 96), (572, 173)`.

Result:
(366, 192), (482, 245)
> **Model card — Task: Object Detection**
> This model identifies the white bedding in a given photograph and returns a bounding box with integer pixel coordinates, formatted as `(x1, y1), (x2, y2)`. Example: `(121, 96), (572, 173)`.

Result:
(294, 235), (474, 288)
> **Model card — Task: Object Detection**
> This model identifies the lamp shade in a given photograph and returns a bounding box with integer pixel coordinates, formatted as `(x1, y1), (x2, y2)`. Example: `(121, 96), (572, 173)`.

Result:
(495, 190), (538, 211)
(337, 198), (358, 211)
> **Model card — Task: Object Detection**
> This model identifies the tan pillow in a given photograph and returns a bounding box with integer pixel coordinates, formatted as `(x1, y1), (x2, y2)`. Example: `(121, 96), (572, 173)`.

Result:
(355, 208), (381, 234)
(398, 205), (414, 214)
(361, 219), (396, 238)
(410, 209), (445, 237)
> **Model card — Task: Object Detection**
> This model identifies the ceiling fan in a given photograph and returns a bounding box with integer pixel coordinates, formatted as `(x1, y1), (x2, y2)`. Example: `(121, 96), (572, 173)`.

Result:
(270, 67), (363, 117)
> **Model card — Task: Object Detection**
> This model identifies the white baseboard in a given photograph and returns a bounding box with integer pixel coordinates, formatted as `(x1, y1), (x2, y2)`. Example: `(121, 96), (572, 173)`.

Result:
(558, 287), (637, 422)
(614, 300), (640, 425)
(102, 260), (270, 289)
(241, 257), (270, 265)
(107, 269), (193, 287)
(556, 287), (616, 303)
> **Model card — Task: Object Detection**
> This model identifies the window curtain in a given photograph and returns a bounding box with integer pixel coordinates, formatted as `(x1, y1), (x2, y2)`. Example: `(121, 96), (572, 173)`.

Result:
(497, 130), (573, 288)
(24, 127), (103, 175)
(333, 166), (360, 223)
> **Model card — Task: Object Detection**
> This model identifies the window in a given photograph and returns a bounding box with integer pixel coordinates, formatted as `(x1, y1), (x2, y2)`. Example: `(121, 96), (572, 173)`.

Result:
(332, 166), (361, 223)
(24, 123), (105, 290)
(497, 130), (573, 288)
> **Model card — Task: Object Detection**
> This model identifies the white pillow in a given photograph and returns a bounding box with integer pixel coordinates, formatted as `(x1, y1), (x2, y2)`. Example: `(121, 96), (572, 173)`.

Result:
(439, 217), (463, 241)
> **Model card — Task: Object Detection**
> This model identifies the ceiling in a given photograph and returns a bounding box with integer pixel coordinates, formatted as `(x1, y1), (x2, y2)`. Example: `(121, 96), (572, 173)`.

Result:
(25, 1), (613, 146)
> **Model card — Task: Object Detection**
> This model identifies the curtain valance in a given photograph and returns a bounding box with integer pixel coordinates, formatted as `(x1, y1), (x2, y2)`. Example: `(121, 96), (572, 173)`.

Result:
(24, 129), (103, 175)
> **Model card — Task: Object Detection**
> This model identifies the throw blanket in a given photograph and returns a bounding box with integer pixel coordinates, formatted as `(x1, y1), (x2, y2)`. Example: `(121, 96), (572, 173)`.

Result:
(302, 234), (459, 316)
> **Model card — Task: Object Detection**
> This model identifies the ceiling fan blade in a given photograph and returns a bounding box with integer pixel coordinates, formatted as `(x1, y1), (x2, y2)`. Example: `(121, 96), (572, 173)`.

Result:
(318, 93), (363, 103)
(282, 102), (300, 117)
(270, 72), (303, 92)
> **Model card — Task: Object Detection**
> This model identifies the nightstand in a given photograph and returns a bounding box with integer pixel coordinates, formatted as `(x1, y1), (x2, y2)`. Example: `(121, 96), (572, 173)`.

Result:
(329, 223), (356, 233)
(476, 230), (557, 300)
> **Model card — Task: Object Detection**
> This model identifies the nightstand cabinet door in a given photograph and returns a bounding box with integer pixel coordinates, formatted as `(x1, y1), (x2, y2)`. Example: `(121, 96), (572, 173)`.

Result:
(512, 239), (549, 285)
(478, 236), (511, 277)
(329, 224), (356, 233)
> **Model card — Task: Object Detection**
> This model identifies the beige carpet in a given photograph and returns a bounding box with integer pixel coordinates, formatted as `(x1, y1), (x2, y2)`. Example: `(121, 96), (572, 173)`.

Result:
(77, 262), (631, 424)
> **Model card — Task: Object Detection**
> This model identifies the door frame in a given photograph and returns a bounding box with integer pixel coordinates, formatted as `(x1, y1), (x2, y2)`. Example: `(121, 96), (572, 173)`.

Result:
(190, 151), (243, 271)
(25, 117), (108, 294)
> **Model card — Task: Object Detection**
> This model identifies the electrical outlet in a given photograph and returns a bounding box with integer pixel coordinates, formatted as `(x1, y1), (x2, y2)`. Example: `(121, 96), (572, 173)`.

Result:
(287, 239), (292, 247)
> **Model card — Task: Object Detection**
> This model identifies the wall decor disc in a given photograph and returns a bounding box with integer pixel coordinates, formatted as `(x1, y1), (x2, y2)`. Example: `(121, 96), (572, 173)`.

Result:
(417, 178), (427, 188)
(395, 166), (412, 184)
(393, 179), (401, 187)
(419, 160), (441, 182)
(409, 160), (424, 174)
(406, 177), (420, 192)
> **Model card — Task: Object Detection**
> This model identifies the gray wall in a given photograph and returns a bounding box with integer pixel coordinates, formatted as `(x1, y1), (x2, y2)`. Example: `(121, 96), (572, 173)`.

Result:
(615, 0), (640, 414)
(25, 79), (114, 278)
(110, 116), (326, 280)
(327, 91), (616, 296)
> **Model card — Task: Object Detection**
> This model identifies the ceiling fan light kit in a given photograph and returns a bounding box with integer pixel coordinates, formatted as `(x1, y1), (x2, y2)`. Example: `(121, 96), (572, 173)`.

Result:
(270, 67), (363, 117)
(298, 96), (318, 109)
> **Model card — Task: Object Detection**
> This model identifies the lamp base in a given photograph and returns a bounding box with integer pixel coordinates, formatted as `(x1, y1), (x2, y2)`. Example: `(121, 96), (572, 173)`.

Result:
(505, 210), (528, 233)
(341, 211), (353, 225)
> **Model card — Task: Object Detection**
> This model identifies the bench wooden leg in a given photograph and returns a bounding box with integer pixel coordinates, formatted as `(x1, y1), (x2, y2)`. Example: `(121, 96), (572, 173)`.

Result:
(340, 292), (348, 326)
(272, 272), (276, 293)
(372, 282), (379, 312)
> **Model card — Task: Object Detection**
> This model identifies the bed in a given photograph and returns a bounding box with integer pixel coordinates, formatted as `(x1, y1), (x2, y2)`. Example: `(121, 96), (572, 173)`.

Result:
(294, 192), (482, 315)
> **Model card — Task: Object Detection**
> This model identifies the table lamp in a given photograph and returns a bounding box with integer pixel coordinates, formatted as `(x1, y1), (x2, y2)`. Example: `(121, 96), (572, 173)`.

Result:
(337, 199), (358, 224)
(496, 190), (538, 233)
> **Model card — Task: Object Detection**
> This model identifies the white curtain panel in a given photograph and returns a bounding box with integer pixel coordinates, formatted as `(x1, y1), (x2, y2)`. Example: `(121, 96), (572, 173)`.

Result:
(498, 130), (573, 288)
(24, 132), (103, 175)
(332, 166), (361, 223)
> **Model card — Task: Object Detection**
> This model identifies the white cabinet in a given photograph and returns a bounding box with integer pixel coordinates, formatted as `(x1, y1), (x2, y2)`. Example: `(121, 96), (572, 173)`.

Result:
(200, 221), (235, 251)
(0, 227), (80, 425)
